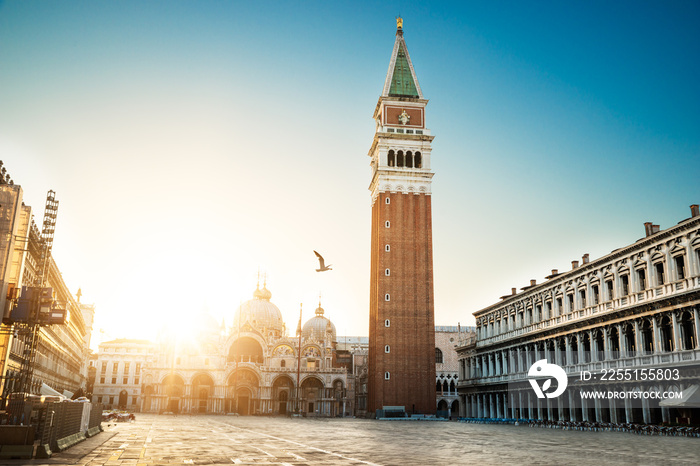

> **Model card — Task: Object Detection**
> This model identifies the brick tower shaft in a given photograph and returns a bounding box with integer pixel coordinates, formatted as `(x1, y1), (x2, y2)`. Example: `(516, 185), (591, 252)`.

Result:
(367, 18), (436, 416)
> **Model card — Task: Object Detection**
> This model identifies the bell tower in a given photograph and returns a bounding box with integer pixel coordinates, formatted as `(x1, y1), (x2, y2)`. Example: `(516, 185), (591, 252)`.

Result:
(367, 18), (436, 416)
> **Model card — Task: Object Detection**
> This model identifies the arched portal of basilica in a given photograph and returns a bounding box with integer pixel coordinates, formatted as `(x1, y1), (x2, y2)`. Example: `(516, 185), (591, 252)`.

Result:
(141, 283), (348, 416)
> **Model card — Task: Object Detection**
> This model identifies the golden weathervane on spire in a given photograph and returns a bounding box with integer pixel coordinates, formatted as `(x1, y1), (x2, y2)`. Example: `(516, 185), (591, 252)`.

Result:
(396, 16), (403, 29)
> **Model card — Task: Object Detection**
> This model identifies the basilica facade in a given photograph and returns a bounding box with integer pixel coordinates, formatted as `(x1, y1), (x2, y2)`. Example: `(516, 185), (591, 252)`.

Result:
(140, 284), (348, 416)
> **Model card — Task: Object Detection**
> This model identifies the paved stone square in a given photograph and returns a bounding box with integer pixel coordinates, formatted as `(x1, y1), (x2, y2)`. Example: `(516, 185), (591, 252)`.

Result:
(4, 414), (698, 465)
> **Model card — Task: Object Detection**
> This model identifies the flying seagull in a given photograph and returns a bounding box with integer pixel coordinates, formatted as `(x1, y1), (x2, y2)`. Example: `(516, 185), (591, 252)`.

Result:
(314, 250), (332, 272)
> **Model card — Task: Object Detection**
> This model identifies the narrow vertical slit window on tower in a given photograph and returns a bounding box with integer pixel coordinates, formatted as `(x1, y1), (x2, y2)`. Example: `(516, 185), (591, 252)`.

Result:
(385, 221), (390, 228)
(385, 268), (390, 276)
(385, 196), (390, 204)
(385, 319), (390, 327)
(384, 372), (390, 380)
(385, 244), (390, 252)
(385, 345), (390, 353)
(385, 293), (390, 301)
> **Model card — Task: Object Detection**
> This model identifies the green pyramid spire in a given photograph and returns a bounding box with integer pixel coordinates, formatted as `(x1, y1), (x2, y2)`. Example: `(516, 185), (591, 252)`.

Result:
(389, 43), (419, 98)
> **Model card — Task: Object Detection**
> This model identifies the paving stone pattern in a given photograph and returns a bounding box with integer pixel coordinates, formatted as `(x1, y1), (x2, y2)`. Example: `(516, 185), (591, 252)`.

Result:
(3, 414), (698, 465)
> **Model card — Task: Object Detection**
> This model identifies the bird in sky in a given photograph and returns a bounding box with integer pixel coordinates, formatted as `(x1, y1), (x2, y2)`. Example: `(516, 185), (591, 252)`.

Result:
(314, 250), (332, 272)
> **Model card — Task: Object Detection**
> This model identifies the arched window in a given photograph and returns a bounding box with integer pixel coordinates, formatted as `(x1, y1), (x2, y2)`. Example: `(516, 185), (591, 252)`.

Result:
(385, 319), (390, 327)
(679, 311), (696, 350)
(385, 221), (390, 228)
(609, 327), (620, 359)
(405, 151), (413, 168)
(385, 294), (390, 301)
(388, 150), (395, 167)
(641, 319), (654, 353)
(397, 150), (404, 167)
(594, 331), (605, 361)
(415, 151), (422, 168)
(385, 197), (390, 204)
(385, 244), (390, 252)
(660, 316), (673, 351)
(385, 268), (390, 276)
(435, 347), (443, 363)
(384, 372), (390, 380)
(384, 345), (390, 353)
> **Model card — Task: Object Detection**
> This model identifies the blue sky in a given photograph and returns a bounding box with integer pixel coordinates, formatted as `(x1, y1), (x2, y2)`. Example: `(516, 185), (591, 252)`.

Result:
(1, 1), (698, 346)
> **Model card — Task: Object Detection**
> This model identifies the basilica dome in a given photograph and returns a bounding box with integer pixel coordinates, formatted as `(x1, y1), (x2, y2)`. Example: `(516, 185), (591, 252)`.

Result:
(233, 285), (285, 333)
(302, 303), (337, 342)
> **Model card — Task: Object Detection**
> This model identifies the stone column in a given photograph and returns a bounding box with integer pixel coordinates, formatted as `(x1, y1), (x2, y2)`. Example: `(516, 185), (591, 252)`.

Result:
(652, 316), (661, 354)
(694, 307), (700, 350)
(609, 398), (617, 423)
(671, 311), (681, 352)
(617, 323), (626, 358)
(662, 406), (670, 423)
(588, 329), (596, 362)
(634, 320), (643, 355)
(642, 396), (650, 424)
(568, 390), (576, 422)
(602, 327), (609, 361)
(524, 345), (530, 369)
(577, 333), (584, 365)
(594, 398), (602, 423)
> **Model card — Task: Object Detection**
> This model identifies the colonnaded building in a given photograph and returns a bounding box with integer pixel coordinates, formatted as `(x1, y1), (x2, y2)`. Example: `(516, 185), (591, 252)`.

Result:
(139, 283), (349, 417)
(458, 205), (700, 425)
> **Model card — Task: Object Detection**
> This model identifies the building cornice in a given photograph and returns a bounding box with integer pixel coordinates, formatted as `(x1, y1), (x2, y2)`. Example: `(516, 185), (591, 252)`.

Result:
(474, 215), (700, 318)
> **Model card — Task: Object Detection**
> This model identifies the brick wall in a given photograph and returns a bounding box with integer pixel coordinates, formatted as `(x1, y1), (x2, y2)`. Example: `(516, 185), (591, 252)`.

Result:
(368, 191), (436, 415)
